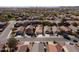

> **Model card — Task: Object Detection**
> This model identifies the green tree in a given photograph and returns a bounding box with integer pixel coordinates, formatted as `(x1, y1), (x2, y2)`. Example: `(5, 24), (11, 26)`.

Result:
(7, 37), (18, 51)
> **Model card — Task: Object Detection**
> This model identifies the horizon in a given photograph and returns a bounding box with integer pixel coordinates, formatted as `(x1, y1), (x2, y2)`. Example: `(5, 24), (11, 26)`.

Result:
(0, 6), (78, 8)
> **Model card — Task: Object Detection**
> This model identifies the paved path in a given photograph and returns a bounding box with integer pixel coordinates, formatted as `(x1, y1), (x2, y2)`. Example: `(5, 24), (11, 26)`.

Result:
(39, 42), (44, 52)
(0, 21), (16, 44)
(30, 42), (44, 52)
(30, 42), (39, 52)
(65, 43), (78, 52)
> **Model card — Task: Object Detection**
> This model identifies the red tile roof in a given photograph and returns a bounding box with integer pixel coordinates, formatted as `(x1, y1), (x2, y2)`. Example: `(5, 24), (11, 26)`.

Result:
(56, 44), (63, 52)
(48, 45), (58, 52)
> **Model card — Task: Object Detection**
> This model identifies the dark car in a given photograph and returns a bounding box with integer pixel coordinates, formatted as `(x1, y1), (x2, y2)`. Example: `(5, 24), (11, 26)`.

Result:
(15, 31), (24, 36)
(14, 23), (23, 27)
(63, 33), (71, 40)
(73, 40), (78, 43)
(69, 42), (74, 45)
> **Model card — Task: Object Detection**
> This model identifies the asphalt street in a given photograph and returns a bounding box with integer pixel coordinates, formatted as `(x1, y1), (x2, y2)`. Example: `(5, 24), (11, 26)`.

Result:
(0, 21), (16, 44)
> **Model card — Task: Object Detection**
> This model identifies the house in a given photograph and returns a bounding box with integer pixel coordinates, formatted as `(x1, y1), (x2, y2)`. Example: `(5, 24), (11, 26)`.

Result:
(17, 42), (32, 52)
(48, 42), (64, 52)
(48, 42), (58, 52)
(52, 26), (58, 34)
(69, 25), (77, 32)
(14, 23), (23, 28)
(25, 25), (35, 36)
(17, 45), (29, 52)
(44, 26), (53, 35)
(35, 25), (43, 35)
(55, 44), (64, 52)
(15, 26), (25, 36)
(0, 22), (6, 32)
(0, 43), (4, 51)
(60, 26), (71, 32)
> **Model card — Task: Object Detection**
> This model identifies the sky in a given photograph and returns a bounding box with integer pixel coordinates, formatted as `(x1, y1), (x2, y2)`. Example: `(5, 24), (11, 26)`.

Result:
(0, 0), (79, 7)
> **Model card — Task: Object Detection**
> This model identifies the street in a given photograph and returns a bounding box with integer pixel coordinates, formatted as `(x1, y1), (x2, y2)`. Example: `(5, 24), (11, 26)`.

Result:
(0, 21), (16, 44)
